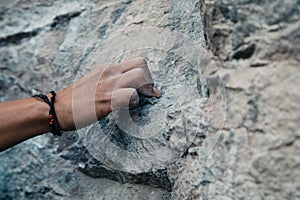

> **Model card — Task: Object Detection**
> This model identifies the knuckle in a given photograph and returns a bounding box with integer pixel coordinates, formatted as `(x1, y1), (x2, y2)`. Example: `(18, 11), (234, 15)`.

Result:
(130, 88), (138, 97)
(104, 65), (115, 75)
(102, 66), (120, 78)
(136, 57), (147, 65)
(133, 68), (145, 79)
(101, 67), (113, 77)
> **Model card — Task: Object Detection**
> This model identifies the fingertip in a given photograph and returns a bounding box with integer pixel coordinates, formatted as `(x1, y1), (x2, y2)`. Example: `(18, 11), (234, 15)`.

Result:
(129, 89), (139, 108)
(153, 87), (162, 98)
(111, 88), (139, 110)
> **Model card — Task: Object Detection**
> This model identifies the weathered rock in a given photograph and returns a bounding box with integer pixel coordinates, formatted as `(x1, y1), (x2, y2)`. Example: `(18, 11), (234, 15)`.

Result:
(0, 0), (299, 199)
(200, 0), (300, 199)
(0, 0), (211, 199)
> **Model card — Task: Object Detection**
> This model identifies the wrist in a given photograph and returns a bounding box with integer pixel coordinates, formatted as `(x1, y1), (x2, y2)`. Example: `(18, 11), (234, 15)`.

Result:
(49, 89), (75, 131)
(33, 96), (52, 134)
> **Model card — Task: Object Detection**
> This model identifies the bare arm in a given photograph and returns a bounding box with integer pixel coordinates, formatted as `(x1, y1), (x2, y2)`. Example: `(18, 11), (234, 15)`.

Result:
(0, 96), (51, 151)
(0, 58), (161, 152)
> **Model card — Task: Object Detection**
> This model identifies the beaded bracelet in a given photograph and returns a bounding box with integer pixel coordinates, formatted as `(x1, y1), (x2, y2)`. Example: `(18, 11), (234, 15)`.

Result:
(33, 91), (62, 136)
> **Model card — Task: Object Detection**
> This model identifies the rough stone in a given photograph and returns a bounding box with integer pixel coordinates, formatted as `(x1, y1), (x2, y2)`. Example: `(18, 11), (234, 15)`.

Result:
(0, 0), (299, 199)
(200, 0), (300, 199)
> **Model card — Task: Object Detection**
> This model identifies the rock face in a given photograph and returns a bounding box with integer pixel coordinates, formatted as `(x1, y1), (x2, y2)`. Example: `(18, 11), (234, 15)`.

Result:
(201, 0), (300, 199)
(0, 0), (299, 199)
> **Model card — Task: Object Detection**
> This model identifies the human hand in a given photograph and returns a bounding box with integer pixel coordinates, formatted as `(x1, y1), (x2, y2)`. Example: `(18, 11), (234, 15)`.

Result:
(52, 57), (161, 131)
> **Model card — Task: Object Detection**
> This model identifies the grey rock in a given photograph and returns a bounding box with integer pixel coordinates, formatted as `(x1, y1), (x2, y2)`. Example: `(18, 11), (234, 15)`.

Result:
(202, 0), (300, 199)
(0, 0), (299, 199)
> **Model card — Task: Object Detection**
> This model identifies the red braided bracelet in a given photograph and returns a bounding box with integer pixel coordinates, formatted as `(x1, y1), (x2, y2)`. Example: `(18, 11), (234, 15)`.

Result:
(33, 91), (62, 136)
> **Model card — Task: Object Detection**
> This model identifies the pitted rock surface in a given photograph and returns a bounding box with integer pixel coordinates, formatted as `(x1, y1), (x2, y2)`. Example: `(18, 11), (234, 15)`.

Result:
(0, 0), (299, 199)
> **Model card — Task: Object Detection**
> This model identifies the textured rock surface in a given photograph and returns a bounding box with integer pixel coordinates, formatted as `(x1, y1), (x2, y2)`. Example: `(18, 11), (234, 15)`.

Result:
(0, 0), (299, 199)
(200, 0), (300, 199)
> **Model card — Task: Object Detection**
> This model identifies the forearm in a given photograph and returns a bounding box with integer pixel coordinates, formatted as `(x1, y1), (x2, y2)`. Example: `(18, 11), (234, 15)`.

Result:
(0, 58), (161, 152)
(0, 96), (51, 151)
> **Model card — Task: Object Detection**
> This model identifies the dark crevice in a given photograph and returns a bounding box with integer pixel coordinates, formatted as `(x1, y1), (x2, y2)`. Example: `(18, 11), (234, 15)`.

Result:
(79, 165), (173, 192)
(200, 180), (211, 187)
(0, 29), (41, 47)
(60, 142), (173, 193)
(50, 10), (83, 29)
(0, 10), (83, 47)
(98, 96), (160, 152)
(232, 43), (256, 60)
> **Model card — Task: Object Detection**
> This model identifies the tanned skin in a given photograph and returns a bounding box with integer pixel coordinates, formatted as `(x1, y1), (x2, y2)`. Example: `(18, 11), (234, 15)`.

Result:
(0, 58), (161, 152)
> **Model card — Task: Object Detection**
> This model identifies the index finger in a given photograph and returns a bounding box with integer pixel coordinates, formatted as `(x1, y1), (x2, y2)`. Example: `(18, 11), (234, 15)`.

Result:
(111, 57), (161, 98)
(114, 57), (151, 73)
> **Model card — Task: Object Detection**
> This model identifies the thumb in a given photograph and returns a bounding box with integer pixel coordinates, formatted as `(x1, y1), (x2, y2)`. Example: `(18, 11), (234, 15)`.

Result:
(111, 88), (139, 110)
(138, 84), (162, 98)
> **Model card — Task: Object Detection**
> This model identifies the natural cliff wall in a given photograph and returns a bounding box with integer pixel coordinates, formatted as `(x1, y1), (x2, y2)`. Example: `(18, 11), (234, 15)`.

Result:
(0, 0), (299, 199)
(201, 1), (300, 199)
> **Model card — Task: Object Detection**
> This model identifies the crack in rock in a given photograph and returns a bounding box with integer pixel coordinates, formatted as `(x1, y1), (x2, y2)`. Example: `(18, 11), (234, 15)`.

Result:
(0, 10), (83, 47)
(0, 28), (41, 47)
(50, 10), (83, 29)
(79, 165), (173, 192)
